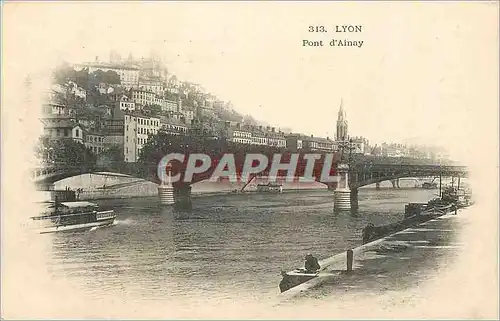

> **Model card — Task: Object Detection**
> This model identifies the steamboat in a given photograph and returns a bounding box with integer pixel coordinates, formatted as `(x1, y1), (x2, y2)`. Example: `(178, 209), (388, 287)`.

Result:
(256, 182), (283, 193)
(31, 190), (116, 234)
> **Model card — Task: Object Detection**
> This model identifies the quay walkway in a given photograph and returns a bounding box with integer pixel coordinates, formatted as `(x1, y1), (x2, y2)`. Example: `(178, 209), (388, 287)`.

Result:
(279, 209), (467, 301)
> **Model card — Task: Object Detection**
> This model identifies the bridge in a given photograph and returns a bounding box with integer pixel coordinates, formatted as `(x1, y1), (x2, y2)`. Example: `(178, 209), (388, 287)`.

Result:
(347, 162), (468, 209)
(350, 163), (468, 189)
(32, 156), (468, 209)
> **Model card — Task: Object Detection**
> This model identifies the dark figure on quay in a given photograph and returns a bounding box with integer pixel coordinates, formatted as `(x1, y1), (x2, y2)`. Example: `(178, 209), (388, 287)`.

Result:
(305, 253), (320, 273)
(362, 223), (375, 244)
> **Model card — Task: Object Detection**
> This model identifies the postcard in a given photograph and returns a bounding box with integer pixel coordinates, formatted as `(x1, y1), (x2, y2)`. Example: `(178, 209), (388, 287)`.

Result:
(1, 1), (498, 319)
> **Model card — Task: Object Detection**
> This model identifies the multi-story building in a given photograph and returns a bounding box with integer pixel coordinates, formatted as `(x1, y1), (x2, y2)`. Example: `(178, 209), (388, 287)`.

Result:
(382, 143), (408, 157)
(285, 134), (304, 151)
(123, 113), (161, 162)
(42, 103), (69, 116)
(182, 108), (195, 123)
(162, 99), (179, 113)
(302, 135), (335, 152)
(159, 116), (189, 135)
(74, 62), (140, 88)
(85, 132), (106, 154)
(286, 134), (334, 152)
(224, 124), (286, 147)
(350, 136), (370, 155)
(226, 124), (253, 144)
(40, 116), (85, 144)
(266, 128), (287, 148)
(118, 95), (136, 111)
(250, 130), (268, 145)
(138, 77), (164, 95)
(131, 89), (163, 107)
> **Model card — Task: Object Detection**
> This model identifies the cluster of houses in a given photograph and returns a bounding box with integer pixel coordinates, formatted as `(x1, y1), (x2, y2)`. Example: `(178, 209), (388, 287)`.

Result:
(40, 53), (445, 163)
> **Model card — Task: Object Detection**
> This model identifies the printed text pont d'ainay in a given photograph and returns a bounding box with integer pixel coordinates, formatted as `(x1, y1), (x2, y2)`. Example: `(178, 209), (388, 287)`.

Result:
(303, 25), (364, 48)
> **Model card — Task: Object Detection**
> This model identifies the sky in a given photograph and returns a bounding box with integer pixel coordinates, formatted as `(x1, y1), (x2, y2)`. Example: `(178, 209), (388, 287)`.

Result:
(3, 1), (498, 163)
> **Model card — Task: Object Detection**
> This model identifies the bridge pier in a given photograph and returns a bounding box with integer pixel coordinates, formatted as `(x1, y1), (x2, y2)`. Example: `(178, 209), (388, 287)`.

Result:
(350, 188), (359, 210)
(158, 183), (192, 209)
(334, 163), (351, 210)
(174, 185), (192, 210)
(158, 183), (175, 205)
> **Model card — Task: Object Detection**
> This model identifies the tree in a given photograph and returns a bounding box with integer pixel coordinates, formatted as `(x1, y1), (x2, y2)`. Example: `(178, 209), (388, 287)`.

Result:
(52, 63), (74, 85)
(138, 130), (228, 165)
(97, 146), (124, 166)
(36, 137), (97, 167)
(103, 70), (121, 85)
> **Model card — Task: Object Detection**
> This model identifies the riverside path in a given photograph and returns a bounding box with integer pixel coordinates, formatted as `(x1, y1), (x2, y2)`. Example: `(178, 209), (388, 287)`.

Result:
(279, 209), (470, 302)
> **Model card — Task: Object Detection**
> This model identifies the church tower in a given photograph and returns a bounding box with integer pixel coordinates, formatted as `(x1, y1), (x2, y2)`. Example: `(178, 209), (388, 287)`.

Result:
(336, 99), (348, 141)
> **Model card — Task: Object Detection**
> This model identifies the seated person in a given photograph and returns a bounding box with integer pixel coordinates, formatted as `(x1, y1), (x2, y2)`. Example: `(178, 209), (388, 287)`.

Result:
(304, 253), (320, 273)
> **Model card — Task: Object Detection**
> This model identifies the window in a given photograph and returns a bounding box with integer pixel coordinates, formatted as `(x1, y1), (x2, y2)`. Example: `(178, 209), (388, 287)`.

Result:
(75, 129), (80, 137)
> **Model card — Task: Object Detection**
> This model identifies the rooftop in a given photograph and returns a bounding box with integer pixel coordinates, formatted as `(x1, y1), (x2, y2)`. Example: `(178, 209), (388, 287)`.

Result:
(77, 62), (140, 71)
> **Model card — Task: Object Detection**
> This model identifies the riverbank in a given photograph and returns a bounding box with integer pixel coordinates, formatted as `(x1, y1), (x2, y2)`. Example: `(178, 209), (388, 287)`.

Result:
(278, 207), (468, 302)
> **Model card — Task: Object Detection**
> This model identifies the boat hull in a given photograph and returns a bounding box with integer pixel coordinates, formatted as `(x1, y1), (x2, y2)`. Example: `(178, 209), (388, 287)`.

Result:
(37, 217), (115, 234)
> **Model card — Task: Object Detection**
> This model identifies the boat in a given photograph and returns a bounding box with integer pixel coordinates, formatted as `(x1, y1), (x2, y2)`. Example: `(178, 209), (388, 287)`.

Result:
(441, 186), (474, 208)
(256, 182), (283, 193)
(31, 201), (116, 234)
(422, 182), (438, 189)
(279, 269), (319, 293)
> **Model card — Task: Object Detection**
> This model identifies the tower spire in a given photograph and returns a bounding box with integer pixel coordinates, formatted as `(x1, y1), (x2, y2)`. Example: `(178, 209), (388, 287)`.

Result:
(336, 98), (348, 141)
(338, 98), (346, 120)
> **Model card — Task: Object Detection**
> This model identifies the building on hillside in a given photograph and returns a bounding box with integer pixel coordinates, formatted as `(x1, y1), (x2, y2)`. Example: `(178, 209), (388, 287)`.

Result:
(301, 135), (335, 152)
(66, 81), (87, 100)
(162, 99), (179, 113)
(223, 123), (286, 147)
(97, 83), (115, 95)
(285, 134), (304, 151)
(182, 108), (195, 122)
(131, 89), (163, 107)
(42, 103), (70, 117)
(350, 136), (370, 155)
(123, 113), (161, 162)
(138, 77), (164, 95)
(159, 116), (189, 135)
(286, 134), (334, 152)
(85, 132), (106, 154)
(78, 118), (98, 131)
(225, 124), (252, 144)
(118, 95), (136, 111)
(138, 57), (168, 79)
(40, 116), (85, 144)
(74, 62), (140, 88)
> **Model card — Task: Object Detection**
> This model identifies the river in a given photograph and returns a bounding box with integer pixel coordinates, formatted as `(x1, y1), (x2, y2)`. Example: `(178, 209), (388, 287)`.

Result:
(44, 188), (437, 306)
